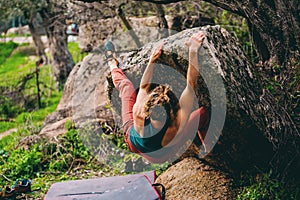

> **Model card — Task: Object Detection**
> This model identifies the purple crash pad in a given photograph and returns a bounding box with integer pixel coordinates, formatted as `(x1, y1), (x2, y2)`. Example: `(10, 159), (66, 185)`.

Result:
(44, 171), (161, 200)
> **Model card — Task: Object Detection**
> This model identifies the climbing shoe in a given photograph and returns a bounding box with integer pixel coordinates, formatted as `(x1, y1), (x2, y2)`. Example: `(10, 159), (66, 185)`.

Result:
(104, 40), (122, 68)
(11, 179), (31, 194)
(0, 186), (16, 199)
(104, 40), (116, 60)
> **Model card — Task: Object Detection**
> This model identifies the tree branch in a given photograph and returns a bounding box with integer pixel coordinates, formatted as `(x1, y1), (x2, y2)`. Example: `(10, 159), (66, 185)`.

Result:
(201, 0), (245, 17)
(140, 0), (245, 17)
(139, 0), (183, 4)
(74, 0), (106, 3)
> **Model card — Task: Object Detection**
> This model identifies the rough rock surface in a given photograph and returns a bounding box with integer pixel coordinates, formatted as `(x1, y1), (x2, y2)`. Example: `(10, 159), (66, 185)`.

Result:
(77, 14), (199, 52)
(40, 52), (111, 137)
(155, 157), (237, 200)
(77, 14), (174, 52)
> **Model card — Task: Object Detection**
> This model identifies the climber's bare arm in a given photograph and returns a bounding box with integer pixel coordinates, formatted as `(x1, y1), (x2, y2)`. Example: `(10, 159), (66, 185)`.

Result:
(135, 44), (163, 108)
(178, 32), (205, 131)
(134, 45), (163, 128)
(139, 44), (163, 92)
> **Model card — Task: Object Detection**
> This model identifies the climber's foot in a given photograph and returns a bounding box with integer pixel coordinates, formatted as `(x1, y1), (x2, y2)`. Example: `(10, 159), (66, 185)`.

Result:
(105, 40), (116, 61)
(105, 40), (120, 70)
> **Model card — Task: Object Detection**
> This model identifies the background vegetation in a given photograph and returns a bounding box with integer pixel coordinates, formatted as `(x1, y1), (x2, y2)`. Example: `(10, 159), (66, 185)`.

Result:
(0, 42), (100, 199)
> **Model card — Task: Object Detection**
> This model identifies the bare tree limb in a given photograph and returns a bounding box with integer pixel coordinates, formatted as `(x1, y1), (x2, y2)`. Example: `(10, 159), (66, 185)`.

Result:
(139, 0), (183, 4)
(116, 5), (142, 48)
(155, 4), (169, 39)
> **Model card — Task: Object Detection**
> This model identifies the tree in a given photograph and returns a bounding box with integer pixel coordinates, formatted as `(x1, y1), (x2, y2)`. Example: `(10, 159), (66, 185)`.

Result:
(155, 4), (169, 39)
(72, 0), (167, 46)
(0, 0), (75, 89)
(141, 0), (299, 63)
(27, 15), (48, 64)
(115, 3), (142, 48)
(0, 1), (47, 62)
(39, 0), (75, 90)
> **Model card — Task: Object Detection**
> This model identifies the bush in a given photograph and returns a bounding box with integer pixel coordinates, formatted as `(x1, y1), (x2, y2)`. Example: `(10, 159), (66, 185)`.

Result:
(48, 129), (91, 171)
(4, 145), (43, 179)
(0, 128), (95, 187)
(0, 95), (22, 118)
(238, 171), (300, 200)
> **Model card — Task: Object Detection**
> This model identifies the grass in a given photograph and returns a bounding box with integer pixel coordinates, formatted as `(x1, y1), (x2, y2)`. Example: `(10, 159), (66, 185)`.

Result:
(0, 45), (34, 87)
(15, 92), (62, 123)
(0, 86), (61, 131)
(0, 41), (18, 65)
(0, 41), (79, 129)
(0, 42), (81, 87)
(0, 33), (32, 38)
(0, 122), (16, 133)
(68, 42), (82, 64)
(0, 42), (60, 123)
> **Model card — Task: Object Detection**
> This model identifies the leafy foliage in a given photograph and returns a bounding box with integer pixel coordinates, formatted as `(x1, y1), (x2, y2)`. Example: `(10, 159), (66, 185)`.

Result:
(0, 121), (15, 133)
(0, 125), (108, 199)
(238, 171), (300, 200)
(0, 95), (22, 119)
(261, 59), (300, 127)
(2, 145), (43, 179)
(0, 0), (48, 23)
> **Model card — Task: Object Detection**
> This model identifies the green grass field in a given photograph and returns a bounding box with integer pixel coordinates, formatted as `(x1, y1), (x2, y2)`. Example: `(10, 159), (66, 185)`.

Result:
(0, 42), (80, 129)
(0, 42), (61, 130)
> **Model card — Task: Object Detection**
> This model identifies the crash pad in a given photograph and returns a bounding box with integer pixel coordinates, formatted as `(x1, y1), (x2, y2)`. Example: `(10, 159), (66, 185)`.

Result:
(44, 171), (161, 200)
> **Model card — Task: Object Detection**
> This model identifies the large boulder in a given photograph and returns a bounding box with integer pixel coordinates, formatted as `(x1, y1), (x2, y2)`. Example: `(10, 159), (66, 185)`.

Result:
(40, 52), (111, 137)
(155, 157), (237, 200)
(40, 25), (298, 198)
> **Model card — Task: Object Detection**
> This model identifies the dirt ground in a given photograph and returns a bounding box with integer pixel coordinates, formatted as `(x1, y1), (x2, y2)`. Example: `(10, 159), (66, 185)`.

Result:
(0, 128), (18, 140)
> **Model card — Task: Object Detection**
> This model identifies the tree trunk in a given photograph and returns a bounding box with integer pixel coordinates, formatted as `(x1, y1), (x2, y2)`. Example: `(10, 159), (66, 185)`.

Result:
(27, 18), (48, 64)
(155, 4), (169, 39)
(116, 6), (142, 48)
(35, 63), (42, 109)
(39, 4), (75, 90)
(204, 0), (300, 65)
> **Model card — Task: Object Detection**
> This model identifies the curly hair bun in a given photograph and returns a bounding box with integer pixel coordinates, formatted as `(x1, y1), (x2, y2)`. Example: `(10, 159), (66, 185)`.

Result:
(143, 84), (179, 123)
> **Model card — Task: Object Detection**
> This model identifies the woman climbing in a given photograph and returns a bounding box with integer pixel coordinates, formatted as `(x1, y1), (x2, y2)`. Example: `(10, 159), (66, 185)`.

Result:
(105, 31), (210, 163)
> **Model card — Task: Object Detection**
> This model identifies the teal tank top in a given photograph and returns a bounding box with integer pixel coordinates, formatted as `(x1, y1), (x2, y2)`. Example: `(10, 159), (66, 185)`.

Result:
(129, 118), (168, 153)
